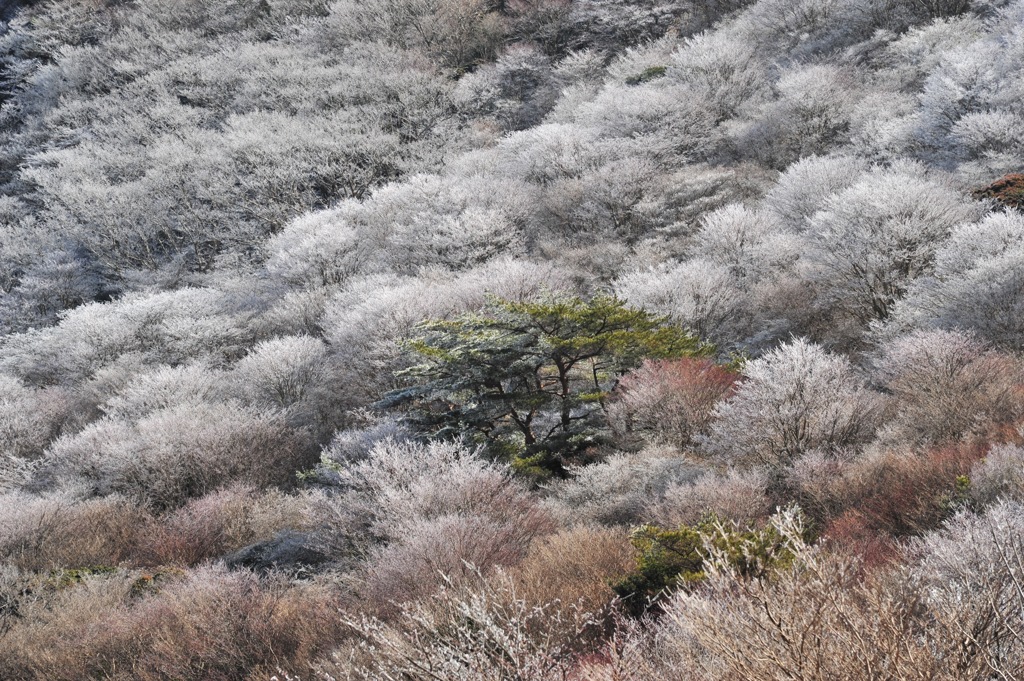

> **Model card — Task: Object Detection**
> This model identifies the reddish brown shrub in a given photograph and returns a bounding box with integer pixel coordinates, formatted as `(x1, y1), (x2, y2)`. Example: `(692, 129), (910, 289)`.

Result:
(822, 512), (899, 570)
(507, 525), (634, 621)
(823, 443), (987, 549)
(609, 358), (737, 451)
(135, 485), (312, 567)
(0, 493), (150, 571)
(131, 567), (343, 680)
(974, 173), (1024, 210)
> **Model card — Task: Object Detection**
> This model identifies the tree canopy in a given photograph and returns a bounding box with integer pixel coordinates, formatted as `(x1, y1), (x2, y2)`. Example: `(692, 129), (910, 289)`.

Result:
(388, 294), (712, 475)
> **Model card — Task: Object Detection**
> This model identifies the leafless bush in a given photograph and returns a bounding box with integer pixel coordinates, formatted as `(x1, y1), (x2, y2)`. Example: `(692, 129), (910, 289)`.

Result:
(608, 358), (737, 451)
(0, 566), (344, 681)
(361, 510), (554, 616)
(970, 441), (1024, 506)
(621, 508), (946, 681)
(505, 525), (633, 646)
(815, 443), (987, 554)
(42, 403), (312, 510)
(0, 375), (72, 461)
(907, 501), (1024, 679)
(874, 329), (1024, 447)
(650, 468), (773, 528)
(136, 485), (313, 567)
(329, 577), (590, 681)
(311, 440), (554, 610)
(545, 448), (706, 526)
(0, 492), (148, 570)
(703, 339), (882, 467)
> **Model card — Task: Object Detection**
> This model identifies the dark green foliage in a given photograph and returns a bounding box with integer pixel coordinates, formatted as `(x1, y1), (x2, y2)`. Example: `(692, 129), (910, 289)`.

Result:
(939, 474), (974, 516)
(626, 65), (667, 85)
(387, 294), (711, 477)
(613, 515), (797, 617)
(613, 523), (707, 617)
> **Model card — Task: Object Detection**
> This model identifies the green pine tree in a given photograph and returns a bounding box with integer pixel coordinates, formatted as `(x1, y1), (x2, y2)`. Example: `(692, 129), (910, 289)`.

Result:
(385, 294), (712, 477)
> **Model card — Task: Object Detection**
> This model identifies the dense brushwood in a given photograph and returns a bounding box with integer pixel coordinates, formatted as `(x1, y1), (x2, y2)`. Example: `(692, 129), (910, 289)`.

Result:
(0, 0), (1022, 678)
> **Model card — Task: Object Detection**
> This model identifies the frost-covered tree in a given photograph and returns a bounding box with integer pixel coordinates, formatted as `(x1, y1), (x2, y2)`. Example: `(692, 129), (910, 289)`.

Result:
(885, 210), (1024, 350)
(735, 65), (864, 169)
(615, 259), (751, 344)
(703, 339), (881, 467)
(803, 164), (981, 326)
(232, 335), (329, 411)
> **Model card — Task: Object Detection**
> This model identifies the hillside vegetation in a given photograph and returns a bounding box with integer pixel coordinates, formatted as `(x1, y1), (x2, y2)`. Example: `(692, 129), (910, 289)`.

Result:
(0, 0), (1023, 678)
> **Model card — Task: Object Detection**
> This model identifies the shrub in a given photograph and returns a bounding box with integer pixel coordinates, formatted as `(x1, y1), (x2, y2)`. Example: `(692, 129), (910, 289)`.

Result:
(614, 259), (752, 344)
(640, 508), (942, 680)
(822, 443), (986, 546)
(506, 525), (634, 626)
(0, 566), (344, 681)
(361, 511), (554, 615)
(873, 329), (1024, 446)
(232, 335), (329, 411)
(969, 442), (1024, 507)
(0, 493), (148, 571)
(0, 375), (71, 461)
(100, 362), (226, 421)
(41, 403), (312, 510)
(906, 501), (1024, 679)
(702, 339), (881, 467)
(544, 448), (705, 526)
(331, 578), (586, 681)
(649, 468), (772, 528)
(608, 358), (738, 450)
(885, 210), (1024, 352)
(803, 164), (982, 328)
(136, 485), (313, 567)
(311, 440), (555, 608)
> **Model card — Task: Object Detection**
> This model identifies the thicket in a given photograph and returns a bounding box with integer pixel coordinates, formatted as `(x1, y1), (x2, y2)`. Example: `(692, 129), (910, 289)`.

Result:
(0, 0), (1022, 678)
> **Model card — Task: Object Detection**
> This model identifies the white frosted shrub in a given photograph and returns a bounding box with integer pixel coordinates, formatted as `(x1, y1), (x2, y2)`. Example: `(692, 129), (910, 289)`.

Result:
(264, 207), (365, 288)
(735, 65), (863, 169)
(101, 362), (225, 420)
(691, 204), (797, 281)
(970, 443), (1024, 506)
(907, 501), (1024, 676)
(0, 288), (249, 384)
(805, 164), (981, 324)
(615, 259), (748, 343)
(313, 440), (553, 594)
(668, 30), (770, 122)
(650, 468), (772, 527)
(887, 211), (1024, 350)
(232, 335), (329, 410)
(0, 374), (70, 460)
(42, 403), (309, 509)
(703, 339), (881, 466)
(545, 448), (705, 526)
(337, 577), (581, 681)
(762, 154), (868, 228)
